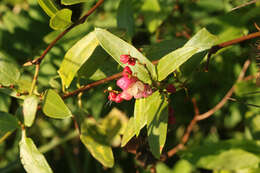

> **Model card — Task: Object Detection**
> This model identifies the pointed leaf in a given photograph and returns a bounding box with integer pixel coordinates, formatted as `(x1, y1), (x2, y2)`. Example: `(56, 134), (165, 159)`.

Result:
(58, 31), (99, 88)
(61, 0), (86, 5)
(133, 98), (148, 137)
(0, 111), (19, 139)
(146, 91), (168, 159)
(23, 96), (38, 127)
(157, 28), (217, 81)
(121, 117), (135, 147)
(0, 56), (20, 86)
(43, 89), (72, 119)
(50, 9), (73, 30)
(80, 119), (114, 168)
(95, 28), (156, 84)
(20, 132), (53, 173)
(181, 140), (260, 170)
(37, 0), (59, 17)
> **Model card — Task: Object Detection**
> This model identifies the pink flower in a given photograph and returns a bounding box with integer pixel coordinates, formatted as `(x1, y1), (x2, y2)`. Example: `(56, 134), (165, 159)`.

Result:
(120, 54), (136, 66)
(108, 92), (117, 101)
(114, 94), (123, 103)
(116, 76), (137, 90)
(120, 90), (133, 100)
(127, 81), (153, 99)
(123, 66), (132, 77)
(143, 84), (153, 98)
(120, 54), (130, 64)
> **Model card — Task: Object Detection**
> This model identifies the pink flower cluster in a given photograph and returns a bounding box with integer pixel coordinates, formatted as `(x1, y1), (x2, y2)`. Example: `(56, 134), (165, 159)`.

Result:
(108, 54), (153, 103)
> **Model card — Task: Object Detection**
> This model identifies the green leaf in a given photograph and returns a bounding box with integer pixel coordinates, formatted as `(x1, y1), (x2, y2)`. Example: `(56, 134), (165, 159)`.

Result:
(156, 163), (172, 173)
(42, 89), (72, 119)
(23, 96), (38, 127)
(61, 0), (86, 5)
(141, 0), (165, 33)
(121, 117), (135, 147)
(19, 132), (53, 173)
(172, 160), (193, 173)
(0, 111), (19, 139)
(133, 98), (147, 137)
(50, 9), (73, 30)
(0, 56), (20, 86)
(95, 28), (156, 84)
(80, 119), (114, 168)
(58, 31), (99, 88)
(181, 140), (260, 170)
(147, 91), (168, 159)
(157, 28), (217, 81)
(117, 0), (134, 37)
(37, 0), (59, 17)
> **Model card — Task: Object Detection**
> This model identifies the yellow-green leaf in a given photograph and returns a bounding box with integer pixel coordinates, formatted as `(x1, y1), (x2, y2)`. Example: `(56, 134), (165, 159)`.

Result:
(157, 28), (217, 81)
(37, 0), (59, 17)
(23, 96), (38, 127)
(95, 28), (156, 84)
(20, 132), (53, 173)
(80, 119), (114, 168)
(146, 91), (168, 159)
(42, 89), (72, 119)
(58, 31), (99, 88)
(50, 9), (73, 30)
(121, 117), (135, 147)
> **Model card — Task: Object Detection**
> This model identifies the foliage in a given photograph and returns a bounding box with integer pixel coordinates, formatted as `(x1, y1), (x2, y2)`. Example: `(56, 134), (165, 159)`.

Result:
(0, 0), (260, 173)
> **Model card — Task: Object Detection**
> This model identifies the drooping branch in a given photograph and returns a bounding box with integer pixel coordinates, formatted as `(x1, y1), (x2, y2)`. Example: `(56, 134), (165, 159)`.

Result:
(206, 31), (260, 71)
(162, 59), (251, 160)
(23, 0), (104, 66)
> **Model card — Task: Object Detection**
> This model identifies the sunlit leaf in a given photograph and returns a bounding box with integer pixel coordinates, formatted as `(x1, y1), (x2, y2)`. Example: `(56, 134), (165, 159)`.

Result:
(43, 89), (72, 119)
(80, 119), (114, 168)
(37, 0), (59, 17)
(95, 28), (156, 84)
(23, 96), (38, 127)
(50, 9), (73, 30)
(58, 31), (99, 88)
(61, 0), (86, 5)
(147, 91), (168, 159)
(157, 28), (217, 81)
(121, 117), (135, 147)
(20, 132), (53, 173)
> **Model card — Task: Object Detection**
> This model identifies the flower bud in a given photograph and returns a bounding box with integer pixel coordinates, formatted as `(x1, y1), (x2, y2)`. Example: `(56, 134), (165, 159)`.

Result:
(108, 92), (117, 101)
(114, 94), (123, 103)
(123, 66), (132, 77)
(120, 54), (131, 64)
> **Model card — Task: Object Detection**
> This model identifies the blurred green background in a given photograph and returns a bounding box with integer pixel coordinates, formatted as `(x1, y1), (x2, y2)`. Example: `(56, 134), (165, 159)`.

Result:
(1, 0), (260, 172)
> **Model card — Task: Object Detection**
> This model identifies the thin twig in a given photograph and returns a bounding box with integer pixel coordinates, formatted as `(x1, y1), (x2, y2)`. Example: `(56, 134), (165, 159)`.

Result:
(197, 59), (251, 120)
(29, 63), (40, 95)
(23, 0), (104, 67)
(162, 59), (251, 160)
(163, 98), (200, 159)
(230, 0), (258, 11)
(206, 31), (260, 71)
